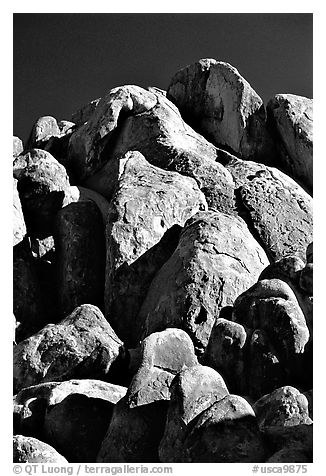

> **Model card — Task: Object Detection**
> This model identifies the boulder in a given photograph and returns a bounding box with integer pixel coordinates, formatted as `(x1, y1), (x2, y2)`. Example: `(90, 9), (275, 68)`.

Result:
(13, 178), (27, 246)
(303, 390), (313, 419)
(13, 435), (67, 463)
(68, 85), (157, 179)
(71, 97), (101, 126)
(306, 242), (313, 263)
(13, 242), (44, 342)
(259, 255), (313, 334)
(30, 236), (55, 260)
(13, 149), (71, 235)
(262, 424), (313, 460)
(233, 279), (310, 385)
(182, 394), (266, 462)
(138, 210), (269, 355)
(54, 198), (105, 318)
(225, 156), (313, 262)
(97, 328), (197, 462)
(68, 86), (236, 215)
(14, 379), (126, 462)
(58, 120), (75, 134)
(267, 94), (313, 193)
(13, 304), (125, 393)
(253, 386), (312, 430)
(267, 447), (311, 463)
(104, 151), (207, 346)
(159, 365), (228, 462)
(246, 329), (287, 400)
(43, 381), (126, 462)
(299, 263), (313, 296)
(259, 256), (305, 285)
(203, 318), (247, 394)
(26, 116), (61, 149)
(13, 136), (24, 157)
(167, 58), (273, 160)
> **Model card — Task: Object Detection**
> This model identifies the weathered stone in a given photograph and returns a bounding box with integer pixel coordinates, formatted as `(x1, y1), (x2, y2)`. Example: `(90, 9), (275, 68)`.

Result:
(126, 329), (198, 407)
(69, 86), (157, 179)
(225, 156), (313, 262)
(13, 304), (125, 393)
(69, 86), (236, 215)
(299, 263), (313, 296)
(159, 365), (228, 462)
(259, 256), (313, 335)
(27, 116), (61, 149)
(58, 120), (75, 134)
(247, 329), (287, 400)
(13, 178), (27, 246)
(43, 381), (126, 462)
(303, 389), (313, 419)
(54, 199), (105, 318)
(262, 424), (313, 459)
(13, 149), (71, 235)
(13, 435), (67, 463)
(30, 236), (55, 260)
(203, 318), (247, 394)
(109, 224), (183, 349)
(233, 279), (310, 383)
(138, 210), (269, 355)
(267, 94), (313, 193)
(259, 256), (305, 285)
(13, 242), (44, 342)
(97, 329), (197, 463)
(182, 394), (266, 462)
(71, 97), (101, 126)
(306, 242), (313, 264)
(267, 447), (311, 462)
(147, 86), (166, 96)
(104, 151), (207, 346)
(253, 386), (312, 430)
(14, 380), (126, 451)
(13, 136), (24, 157)
(167, 58), (273, 160)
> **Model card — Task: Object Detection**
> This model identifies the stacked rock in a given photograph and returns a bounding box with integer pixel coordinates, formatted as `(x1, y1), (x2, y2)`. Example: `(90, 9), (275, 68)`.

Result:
(13, 59), (313, 463)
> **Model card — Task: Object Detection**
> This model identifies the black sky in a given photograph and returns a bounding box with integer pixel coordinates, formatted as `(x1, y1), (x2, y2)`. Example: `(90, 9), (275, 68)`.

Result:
(13, 13), (312, 143)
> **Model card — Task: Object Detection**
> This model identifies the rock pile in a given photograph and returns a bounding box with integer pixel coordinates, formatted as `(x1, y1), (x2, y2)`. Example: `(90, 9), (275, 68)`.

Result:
(13, 59), (313, 463)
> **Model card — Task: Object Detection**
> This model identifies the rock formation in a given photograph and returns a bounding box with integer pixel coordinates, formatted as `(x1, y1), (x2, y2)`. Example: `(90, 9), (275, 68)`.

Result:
(13, 58), (313, 463)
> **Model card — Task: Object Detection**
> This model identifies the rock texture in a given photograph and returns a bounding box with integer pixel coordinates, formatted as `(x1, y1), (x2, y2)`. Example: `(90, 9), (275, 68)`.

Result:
(13, 149), (71, 235)
(12, 58), (313, 463)
(267, 94), (313, 193)
(68, 85), (236, 215)
(54, 198), (105, 317)
(13, 435), (67, 463)
(183, 394), (265, 462)
(13, 136), (24, 157)
(159, 365), (228, 462)
(97, 328), (197, 462)
(104, 151), (207, 345)
(253, 386), (312, 430)
(13, 241), (45, 342)
(138, 210), (269, 354)
(233, 279), (310, 389)
(14, 379), (126, 462)
(167, 59), (273, 160)
(13, 178), (27, 246)
(26, 116), (61, 149)
(225, 156), (313, 261)
(13, 304), (125, 393)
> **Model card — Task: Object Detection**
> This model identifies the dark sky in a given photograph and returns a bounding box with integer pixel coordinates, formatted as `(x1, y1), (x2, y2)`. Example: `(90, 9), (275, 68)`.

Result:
(13, 13), (312, 143)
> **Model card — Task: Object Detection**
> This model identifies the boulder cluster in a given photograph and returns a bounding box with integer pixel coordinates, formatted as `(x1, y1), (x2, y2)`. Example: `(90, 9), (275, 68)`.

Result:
(13, 59), (313, 463)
